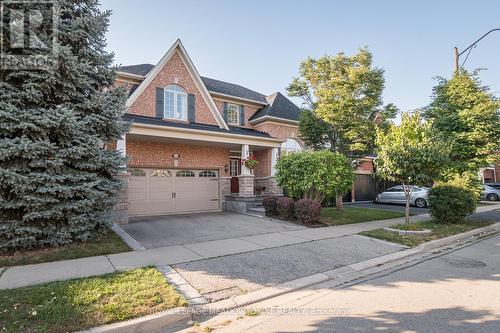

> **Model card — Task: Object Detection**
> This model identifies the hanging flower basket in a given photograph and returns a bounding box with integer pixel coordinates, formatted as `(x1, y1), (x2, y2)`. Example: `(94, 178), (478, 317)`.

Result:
(243, 155), (259, 169)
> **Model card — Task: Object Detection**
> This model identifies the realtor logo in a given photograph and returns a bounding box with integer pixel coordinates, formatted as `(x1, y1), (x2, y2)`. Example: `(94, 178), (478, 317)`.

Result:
(0, 0), (59, 70)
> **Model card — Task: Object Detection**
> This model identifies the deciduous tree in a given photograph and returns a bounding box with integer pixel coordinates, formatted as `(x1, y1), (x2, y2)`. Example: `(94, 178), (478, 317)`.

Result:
(375, 112), (449, 227)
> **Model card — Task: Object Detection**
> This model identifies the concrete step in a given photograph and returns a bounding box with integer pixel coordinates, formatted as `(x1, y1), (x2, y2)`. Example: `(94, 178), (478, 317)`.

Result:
(247, 207), (265, 216)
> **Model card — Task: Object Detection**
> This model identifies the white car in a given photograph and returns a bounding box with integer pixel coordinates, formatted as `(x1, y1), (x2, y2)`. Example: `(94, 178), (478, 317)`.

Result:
(375, 186), (429, 208)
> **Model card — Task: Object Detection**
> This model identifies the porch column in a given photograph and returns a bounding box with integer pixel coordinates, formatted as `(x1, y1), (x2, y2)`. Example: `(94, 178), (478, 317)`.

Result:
(116, 136), (126, 157)
(114, 135), (129, 224)
(238, 144), (254, 197)
(241, 144), (251, 175)
(271, 147), (279, 176)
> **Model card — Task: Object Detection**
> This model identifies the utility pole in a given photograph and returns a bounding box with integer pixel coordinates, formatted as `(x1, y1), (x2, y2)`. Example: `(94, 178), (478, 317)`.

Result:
(454, 28), (500, 73)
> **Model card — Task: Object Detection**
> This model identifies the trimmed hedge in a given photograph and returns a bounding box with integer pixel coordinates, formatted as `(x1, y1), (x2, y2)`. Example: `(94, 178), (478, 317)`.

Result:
(428, 185), (476, 224)
(294, 199), (321, 225)
(276, 197), (295, 220)
(262, 196), (278, 216)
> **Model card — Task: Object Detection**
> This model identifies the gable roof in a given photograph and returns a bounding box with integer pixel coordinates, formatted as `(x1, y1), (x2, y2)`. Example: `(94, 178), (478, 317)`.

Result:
(124, 39), (229, 130)
(249, 92), (301, 123)
(200, 77), (268, 104)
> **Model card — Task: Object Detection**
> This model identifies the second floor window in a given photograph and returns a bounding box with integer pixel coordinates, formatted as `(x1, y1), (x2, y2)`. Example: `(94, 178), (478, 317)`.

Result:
(227, 103), (240, 125)
(165, 84), (187, 120)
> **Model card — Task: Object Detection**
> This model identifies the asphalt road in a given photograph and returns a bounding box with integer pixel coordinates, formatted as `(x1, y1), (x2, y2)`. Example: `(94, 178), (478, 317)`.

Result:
(183, 233), (500, 333)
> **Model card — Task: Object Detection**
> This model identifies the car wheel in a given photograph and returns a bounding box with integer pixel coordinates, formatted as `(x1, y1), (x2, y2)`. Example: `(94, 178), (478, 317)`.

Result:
(487, 193), (499, 201)
(415, 198), (427, 208)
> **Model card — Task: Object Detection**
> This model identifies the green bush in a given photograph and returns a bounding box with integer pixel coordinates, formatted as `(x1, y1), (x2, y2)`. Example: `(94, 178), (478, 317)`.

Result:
(428, 185), (476, 224)
(276, 197), (295, 220)
(294, 199), (321, 225)
(262, 196), (278, 216)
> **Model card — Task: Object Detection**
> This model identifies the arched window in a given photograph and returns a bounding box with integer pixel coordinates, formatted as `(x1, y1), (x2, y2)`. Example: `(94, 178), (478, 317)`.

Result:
(164, 84), (187, 120)
(281, 138), (303, 154)
(199, 170), (217, 178)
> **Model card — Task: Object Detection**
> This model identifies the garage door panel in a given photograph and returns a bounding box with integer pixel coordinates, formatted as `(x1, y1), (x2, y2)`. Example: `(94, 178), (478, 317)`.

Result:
(128, 168), (220, 216)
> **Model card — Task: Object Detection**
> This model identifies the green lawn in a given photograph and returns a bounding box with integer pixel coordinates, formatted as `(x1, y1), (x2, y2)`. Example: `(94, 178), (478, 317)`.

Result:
(0, 267), (187, 333)
(360, 220), (494, 247)
(0, 231), (131, 267)
(320, 207), (405, 226)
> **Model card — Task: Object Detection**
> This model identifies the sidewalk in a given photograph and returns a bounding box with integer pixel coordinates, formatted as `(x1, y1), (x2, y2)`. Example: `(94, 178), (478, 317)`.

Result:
(1, 204), (498, 289)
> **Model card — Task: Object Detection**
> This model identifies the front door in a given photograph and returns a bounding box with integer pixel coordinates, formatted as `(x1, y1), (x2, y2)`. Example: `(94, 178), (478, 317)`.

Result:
(230, 158), (240, 194)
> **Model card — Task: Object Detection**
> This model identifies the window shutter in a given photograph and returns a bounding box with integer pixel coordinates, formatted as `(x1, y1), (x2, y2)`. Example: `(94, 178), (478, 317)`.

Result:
(188, 94), (195, 122)
(156, 88), (164, 118)
(223, 102), (228, 123)
(239, 105), (245, 126)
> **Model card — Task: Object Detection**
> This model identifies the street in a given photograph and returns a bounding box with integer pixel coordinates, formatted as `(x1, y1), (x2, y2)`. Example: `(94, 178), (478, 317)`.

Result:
(180, 233), (500, 333)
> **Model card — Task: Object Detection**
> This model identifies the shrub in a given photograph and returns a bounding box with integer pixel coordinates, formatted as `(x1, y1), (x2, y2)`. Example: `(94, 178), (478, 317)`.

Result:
(276, 197), (295, 220)
(262, 196), (278, 216)
(428, 185), (476, 224)
(294, 199), (321, 225)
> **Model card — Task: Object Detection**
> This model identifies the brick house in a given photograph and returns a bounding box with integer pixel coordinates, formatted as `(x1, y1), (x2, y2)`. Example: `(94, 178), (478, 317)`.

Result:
(113, 40), (303, 222)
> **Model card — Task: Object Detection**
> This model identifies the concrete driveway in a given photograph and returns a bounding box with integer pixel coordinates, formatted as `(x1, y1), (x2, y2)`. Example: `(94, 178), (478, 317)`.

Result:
(173, 235), (405, 302)
(121, 212), (305, 249)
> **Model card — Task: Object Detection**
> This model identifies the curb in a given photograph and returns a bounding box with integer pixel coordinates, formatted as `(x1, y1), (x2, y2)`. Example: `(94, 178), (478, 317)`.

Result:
(415, 222), (500, 252)
(78, 307), (191, 333)
(194, 222), (500, 313)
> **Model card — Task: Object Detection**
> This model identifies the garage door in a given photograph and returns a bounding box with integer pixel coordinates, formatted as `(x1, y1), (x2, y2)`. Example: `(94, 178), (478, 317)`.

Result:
(128, 168), (219, 216)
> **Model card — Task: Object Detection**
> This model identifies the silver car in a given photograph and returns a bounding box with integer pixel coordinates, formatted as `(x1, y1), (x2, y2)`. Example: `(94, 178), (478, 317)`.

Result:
(375, 185), (429, 208)
(481, 185), (500, 201)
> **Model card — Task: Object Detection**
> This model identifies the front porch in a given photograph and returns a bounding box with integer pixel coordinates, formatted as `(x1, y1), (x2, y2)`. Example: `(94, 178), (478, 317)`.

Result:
(113, 120), (284, 222)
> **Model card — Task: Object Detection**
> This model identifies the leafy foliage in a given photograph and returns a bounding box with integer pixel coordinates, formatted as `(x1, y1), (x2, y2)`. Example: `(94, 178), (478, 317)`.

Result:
(294, 199), (321, 225)
(424, 70), (500, 177)
(375, 112), (450, 225)
(276, 197), (295, 220)
(262, 196), (278, 217)
(288, 48), (396, 160)
(0, 1), (129, 251)
(428, 185), (476, 224)
(275, 150), (355, 204)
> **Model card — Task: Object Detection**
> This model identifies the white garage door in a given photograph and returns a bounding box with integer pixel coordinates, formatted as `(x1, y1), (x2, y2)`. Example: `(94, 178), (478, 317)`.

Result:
(128, 168), (219, 216)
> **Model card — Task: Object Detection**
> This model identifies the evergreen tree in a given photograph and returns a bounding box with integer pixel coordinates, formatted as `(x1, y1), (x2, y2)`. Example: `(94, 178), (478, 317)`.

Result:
(0, 1), (128, 251)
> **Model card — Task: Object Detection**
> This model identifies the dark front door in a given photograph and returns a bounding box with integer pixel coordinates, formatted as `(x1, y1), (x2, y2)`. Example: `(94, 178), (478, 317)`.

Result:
(230, 158), (241, 193)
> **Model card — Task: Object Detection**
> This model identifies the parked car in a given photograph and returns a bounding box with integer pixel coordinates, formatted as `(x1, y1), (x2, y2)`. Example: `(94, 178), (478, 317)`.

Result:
(485, 182), (500, 190)
(375, 185), (429, 208)
(481, 185), (500, 201)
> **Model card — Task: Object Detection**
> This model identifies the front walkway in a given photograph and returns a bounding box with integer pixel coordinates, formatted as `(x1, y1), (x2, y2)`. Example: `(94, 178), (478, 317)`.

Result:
(1, 204), (498, 290)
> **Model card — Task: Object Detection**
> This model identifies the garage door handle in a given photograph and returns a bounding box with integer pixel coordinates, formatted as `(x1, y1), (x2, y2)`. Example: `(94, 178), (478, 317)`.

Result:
(210, 199), (218, 201)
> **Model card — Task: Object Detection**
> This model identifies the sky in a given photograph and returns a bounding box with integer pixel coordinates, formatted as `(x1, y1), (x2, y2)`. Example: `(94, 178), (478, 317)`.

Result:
(100, 0), (500, 112)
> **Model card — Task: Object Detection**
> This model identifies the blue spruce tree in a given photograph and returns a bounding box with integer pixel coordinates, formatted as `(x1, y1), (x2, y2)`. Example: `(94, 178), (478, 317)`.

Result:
(0, 1), (129, 250)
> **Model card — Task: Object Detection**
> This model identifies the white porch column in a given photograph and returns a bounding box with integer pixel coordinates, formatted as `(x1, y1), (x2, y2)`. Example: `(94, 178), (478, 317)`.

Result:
(116, 136), (126, 158)
(114, 135), (129, 225)
(271, 147), (279, 176)
(241, 144), (251, 175)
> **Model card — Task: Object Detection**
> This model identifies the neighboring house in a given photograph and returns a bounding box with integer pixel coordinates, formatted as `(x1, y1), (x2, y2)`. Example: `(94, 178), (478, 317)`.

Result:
(112, 39), (302, 222)
(480, 161), (500, 184)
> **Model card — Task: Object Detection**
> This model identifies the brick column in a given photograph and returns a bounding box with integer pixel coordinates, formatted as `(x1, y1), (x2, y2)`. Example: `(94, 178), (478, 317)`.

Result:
(238, 174), (255, 197)
(113, 173), (129, 225)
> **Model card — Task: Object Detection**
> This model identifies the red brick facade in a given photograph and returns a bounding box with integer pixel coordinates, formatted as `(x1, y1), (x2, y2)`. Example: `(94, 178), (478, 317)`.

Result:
(127, 139), (230, 175)
(127, 51), (218, 125)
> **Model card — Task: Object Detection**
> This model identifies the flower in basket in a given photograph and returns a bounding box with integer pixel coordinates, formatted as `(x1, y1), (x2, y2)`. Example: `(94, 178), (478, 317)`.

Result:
(243, 155), (259, 169)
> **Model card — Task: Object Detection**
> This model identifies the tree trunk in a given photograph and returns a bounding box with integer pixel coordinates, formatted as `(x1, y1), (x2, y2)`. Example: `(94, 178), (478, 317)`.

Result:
(402, 181), (411, 234)
(336, 194), (343, 210)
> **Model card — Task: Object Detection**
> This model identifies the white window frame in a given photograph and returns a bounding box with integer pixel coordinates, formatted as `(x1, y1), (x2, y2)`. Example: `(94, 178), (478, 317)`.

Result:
(164, 84), (187, 121)
(281, 138), (303, 154)
(226, 103), (240, 125)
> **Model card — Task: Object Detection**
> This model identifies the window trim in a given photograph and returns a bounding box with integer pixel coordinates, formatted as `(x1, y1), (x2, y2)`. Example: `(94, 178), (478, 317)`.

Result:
(226, 103), (240, 125)
(164, 84), (188, 121)
(281, 138), (303, 154)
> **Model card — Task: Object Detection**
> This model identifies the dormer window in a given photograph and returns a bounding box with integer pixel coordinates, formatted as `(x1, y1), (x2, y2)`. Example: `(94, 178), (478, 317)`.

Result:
(227, 103), (240, 125)
(164, 84), (187, 120)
